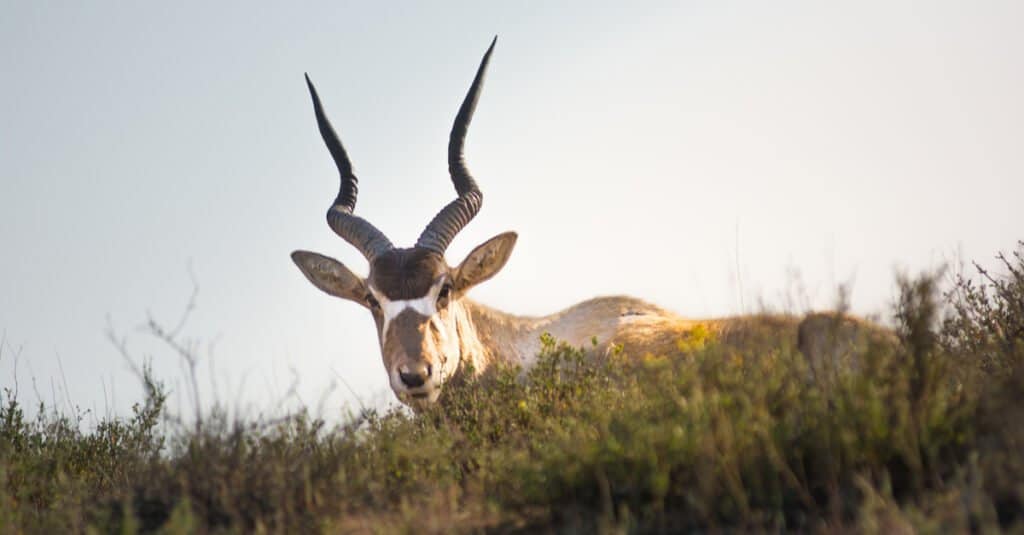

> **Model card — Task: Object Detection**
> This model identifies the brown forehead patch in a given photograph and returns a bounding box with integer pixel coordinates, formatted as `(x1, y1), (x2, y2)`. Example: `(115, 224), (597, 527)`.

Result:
(385, 308), (432, 360)
(369, 248), (448, 299)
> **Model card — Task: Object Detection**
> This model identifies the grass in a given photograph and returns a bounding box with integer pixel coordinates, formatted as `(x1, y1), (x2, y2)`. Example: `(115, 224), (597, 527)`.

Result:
(2, 243), (1023, 533)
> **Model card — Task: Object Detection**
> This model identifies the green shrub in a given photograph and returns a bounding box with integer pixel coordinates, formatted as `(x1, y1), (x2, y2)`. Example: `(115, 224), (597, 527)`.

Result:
(1, 244), (1023, 533)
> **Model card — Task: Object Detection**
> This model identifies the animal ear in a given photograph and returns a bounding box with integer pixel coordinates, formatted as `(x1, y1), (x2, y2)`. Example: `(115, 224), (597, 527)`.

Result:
(453, 232), (517, 292)
(291, 250), (369, 306)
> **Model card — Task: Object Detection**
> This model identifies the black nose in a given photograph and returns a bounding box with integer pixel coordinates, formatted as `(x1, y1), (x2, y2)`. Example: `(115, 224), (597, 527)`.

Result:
(399, 364), (432, 388)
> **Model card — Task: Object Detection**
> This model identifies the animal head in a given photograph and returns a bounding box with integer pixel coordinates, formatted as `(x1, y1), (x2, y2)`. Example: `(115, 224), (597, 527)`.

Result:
(292, 38), (517, 407)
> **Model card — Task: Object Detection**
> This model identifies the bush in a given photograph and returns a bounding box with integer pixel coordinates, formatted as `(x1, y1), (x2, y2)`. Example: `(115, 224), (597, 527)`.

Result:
(943, 241), (1024, 376)
(1, 244), (1023, 533)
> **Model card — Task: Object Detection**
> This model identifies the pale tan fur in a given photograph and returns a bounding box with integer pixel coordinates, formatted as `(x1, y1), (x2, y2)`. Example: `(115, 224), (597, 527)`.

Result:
(447, 296), (893, 383)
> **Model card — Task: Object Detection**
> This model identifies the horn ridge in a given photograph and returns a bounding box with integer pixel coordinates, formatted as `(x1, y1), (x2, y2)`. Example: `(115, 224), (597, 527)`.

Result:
(305, 73), (393, 261)
(416, 37), (497, 254)
(448, 36), (496, 196)
(305, 74), (359, 211)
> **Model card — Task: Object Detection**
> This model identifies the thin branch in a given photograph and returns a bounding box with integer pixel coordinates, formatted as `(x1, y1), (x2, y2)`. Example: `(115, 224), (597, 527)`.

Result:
(56, 352), (75, 417)
(734, 221), (746, 313)
(331, 365), (368, 415)
(168, 260), (200, 339)
(106, 315), (147, 385)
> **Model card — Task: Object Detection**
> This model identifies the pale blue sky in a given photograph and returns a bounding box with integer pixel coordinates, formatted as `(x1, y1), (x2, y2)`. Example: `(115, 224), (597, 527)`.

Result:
(2, 2), (1022, 419)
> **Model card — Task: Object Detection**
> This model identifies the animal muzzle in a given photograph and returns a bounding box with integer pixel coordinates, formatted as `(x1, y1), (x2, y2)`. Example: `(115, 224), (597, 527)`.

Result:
(398, 361), (433, 389)
(391, 360), (443, 405)
(384, 309), (450, 403)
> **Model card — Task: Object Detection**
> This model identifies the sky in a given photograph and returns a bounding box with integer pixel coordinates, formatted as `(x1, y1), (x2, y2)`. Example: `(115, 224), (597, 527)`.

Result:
(2, 1), (1022, 421)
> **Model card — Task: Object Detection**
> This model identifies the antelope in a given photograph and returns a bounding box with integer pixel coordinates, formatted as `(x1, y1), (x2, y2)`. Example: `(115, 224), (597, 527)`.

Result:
(292, 39), (889, 408)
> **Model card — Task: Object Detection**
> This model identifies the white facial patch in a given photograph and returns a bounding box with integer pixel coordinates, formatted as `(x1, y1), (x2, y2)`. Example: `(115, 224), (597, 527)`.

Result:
(369, 277), (448, 337)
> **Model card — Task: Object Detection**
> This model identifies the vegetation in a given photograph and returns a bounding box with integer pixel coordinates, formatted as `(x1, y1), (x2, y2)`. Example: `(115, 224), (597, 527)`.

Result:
(2, 243), (1023, 533)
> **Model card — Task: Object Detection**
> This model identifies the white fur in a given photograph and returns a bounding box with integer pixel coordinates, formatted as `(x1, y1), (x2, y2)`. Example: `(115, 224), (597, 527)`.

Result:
(369, 278), (446, 337)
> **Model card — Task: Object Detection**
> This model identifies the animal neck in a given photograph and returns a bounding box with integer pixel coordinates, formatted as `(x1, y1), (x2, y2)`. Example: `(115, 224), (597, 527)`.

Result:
(452, 298), (541, 376)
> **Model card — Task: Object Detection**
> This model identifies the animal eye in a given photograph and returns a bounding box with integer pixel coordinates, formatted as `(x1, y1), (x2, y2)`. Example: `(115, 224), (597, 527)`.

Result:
(436, 284), (453, 309)
(365, 294), (380, 310)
